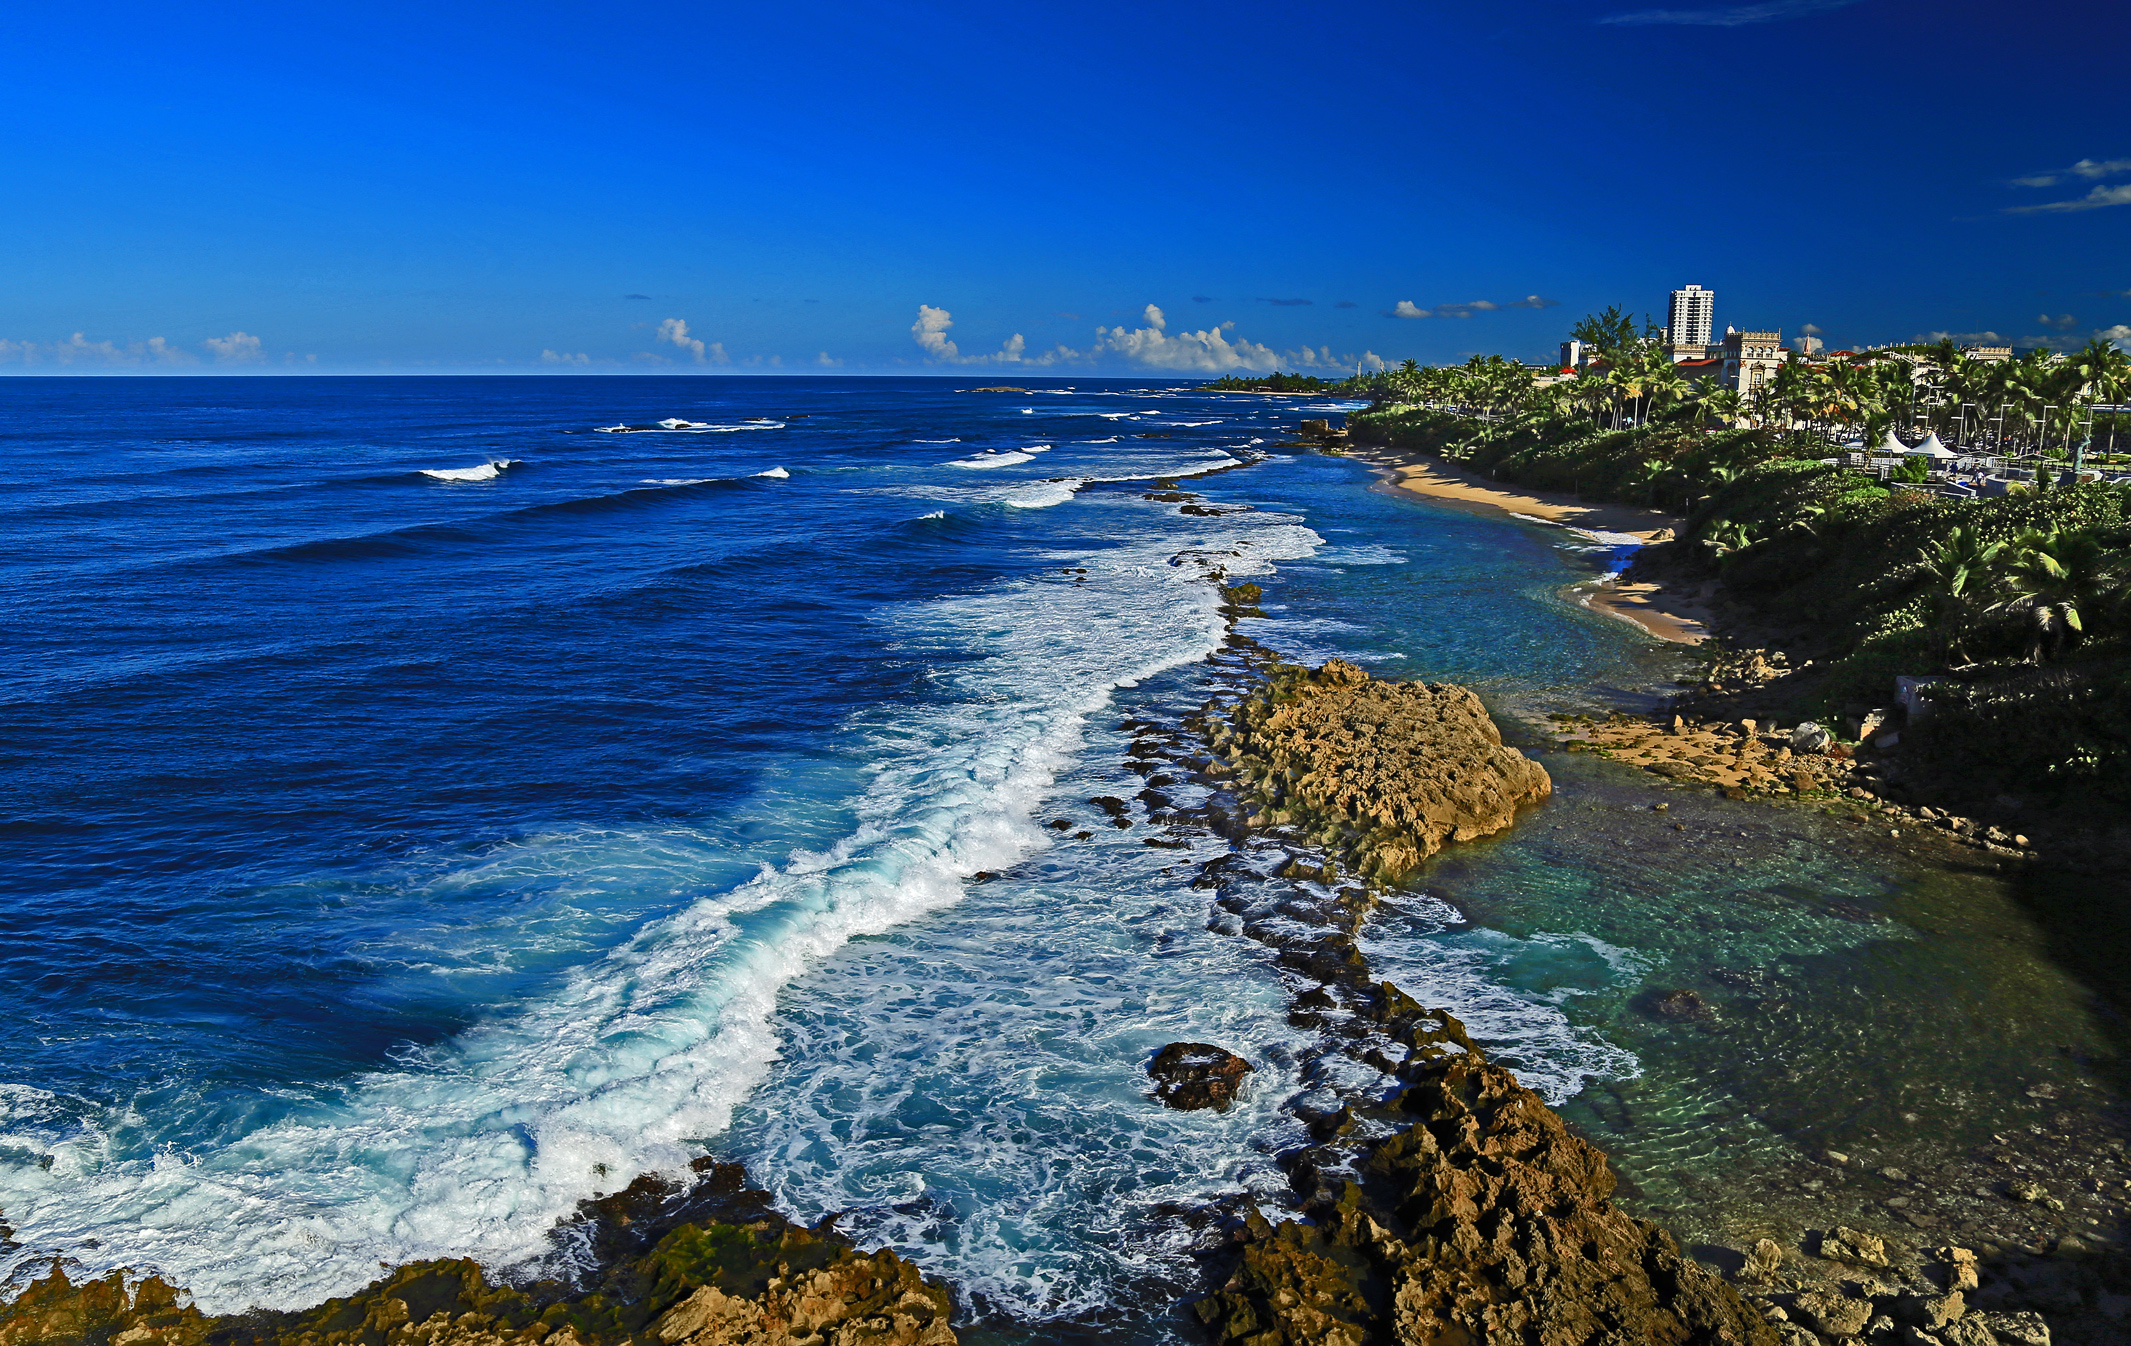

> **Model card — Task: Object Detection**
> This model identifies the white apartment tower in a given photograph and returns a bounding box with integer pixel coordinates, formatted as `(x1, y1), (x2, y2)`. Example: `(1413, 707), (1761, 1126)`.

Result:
(1668, 284), (1714, 348)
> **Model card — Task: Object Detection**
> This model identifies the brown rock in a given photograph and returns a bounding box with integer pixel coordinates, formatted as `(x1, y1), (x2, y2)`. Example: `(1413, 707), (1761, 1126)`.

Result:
(1819, 1224), (1892, 1266)
(1745, 1237), (1785, 1278)
(1195, 1048), (1777, 1346)
(1148, 1041), (1255, 1110)
(1795, 1289), (1874, 1337)
(1214, 660), (1550, 879)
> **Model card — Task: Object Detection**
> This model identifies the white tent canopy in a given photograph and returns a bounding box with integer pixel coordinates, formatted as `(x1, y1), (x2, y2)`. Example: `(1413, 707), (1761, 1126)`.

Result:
(1879, 428), (1910, 454)
(1903, 431), (1957, 459)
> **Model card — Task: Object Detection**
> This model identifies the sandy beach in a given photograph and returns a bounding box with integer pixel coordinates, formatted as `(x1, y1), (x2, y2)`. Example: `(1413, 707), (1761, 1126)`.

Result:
(1346, 446), (1714, 644)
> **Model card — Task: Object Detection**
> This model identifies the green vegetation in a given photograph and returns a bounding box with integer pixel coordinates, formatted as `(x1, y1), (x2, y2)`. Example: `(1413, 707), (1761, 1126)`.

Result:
(1203, 370), (1343, 392)
(1344, 313), (2131, 809)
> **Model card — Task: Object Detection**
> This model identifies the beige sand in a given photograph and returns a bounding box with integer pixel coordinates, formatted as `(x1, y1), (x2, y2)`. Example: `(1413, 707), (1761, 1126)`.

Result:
(1346, 446), (1710, 644)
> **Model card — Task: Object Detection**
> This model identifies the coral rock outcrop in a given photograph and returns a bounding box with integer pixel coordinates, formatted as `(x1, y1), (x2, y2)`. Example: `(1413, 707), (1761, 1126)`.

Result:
(1196, 1014), (1775, 1346)
(1208, 659), (1550, 878)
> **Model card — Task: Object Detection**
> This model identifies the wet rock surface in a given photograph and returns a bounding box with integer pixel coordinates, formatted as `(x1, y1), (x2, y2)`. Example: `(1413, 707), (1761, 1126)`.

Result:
(0, 1162), (956, 1346)
(1148, 1042), (1256, 1111)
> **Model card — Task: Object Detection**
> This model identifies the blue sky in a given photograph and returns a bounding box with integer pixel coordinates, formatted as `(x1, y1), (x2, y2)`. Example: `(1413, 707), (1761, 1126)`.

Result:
(1, 0), (2123, 374)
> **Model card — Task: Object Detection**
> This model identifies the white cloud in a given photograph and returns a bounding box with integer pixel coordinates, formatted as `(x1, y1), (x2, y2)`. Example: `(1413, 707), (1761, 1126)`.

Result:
(910, 305), (1036, 364)
(2012, 157), (2131, 189)
(1601, 0), (1858, 25)
(657, 317), (708, 361)
(907, 302), (1342, 374)
(204, 331), (264, 363)
(1358, 351), (1388, 372)
(912, 305), (959, 360)
(1092, 304), (1280, 373)
(1505, 295), (1561, 309)
(0, 331), (202, 367)
(1279, 345), (1344, 368)
(2007, 183), (2131, 214)
(2100, 324), (2131, 351)
(541, 349), (591, 365)
(1392, 299), (1501, 319)
(816, 351), (840, 366)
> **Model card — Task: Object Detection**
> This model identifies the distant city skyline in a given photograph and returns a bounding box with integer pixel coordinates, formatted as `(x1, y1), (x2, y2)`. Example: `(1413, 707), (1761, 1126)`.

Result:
(0, 0), (2125, 375)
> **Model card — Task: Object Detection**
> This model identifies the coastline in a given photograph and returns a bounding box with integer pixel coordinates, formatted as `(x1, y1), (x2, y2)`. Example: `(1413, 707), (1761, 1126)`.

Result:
(1344, 444), (1714, 644)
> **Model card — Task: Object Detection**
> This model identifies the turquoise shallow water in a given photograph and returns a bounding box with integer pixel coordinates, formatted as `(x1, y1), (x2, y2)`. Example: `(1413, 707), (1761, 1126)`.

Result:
(1, 380), (2115, 1338)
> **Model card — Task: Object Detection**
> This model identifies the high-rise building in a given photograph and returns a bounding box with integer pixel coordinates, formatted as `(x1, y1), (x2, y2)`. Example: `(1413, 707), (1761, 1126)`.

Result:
(1667, 284), (1714, 348)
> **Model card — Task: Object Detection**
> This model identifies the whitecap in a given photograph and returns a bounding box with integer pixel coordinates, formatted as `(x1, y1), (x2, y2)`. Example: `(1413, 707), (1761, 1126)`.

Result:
(753, 467), (790, 479)
(947, 451), (1034, 469)
(1309, 545), (1409, 566)
(420, 459), (515, 483)
(1003, 481), (1080, 509)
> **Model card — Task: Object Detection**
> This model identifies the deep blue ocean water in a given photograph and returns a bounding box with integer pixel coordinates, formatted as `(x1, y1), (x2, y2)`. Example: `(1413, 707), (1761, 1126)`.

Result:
(3, 377), (2101, 1341)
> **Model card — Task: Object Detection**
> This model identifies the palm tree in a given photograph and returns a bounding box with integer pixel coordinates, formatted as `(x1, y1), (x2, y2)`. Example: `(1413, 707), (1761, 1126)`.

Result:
(1698, 386), (1746, 428)
(1917, 526), (2003, 661)
(1705, 519), (1756, 554)
(1986, 528), (2123, 662)
(2069, 338), (2131, 454)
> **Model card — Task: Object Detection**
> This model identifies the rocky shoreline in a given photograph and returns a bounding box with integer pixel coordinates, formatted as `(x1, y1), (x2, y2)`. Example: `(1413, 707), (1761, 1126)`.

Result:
(0, 1163), (957, 1346)
(10, 463), (2129, 1346)
(1149, 645), (2128, 1346)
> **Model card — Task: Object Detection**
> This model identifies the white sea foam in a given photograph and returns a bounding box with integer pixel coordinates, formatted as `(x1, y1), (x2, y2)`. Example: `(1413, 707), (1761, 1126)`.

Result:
(420, 459), (515, 483)
(641, 478), (718, 486)
(620, 421), (786, 434)
(914, 438), (962, 444)
(1309, 545), (1409, 566)
(946, 451), (1034, 469)
(1358, 900), (1644, 1104)
(918, 510), (946, 520)
(753, 467), (790, 479)
(1003, 481), (1079, 509)
(1080, 436), (1122, 444)
(0, 487), (1327, 1317)
(1567, 527), (1646, 548)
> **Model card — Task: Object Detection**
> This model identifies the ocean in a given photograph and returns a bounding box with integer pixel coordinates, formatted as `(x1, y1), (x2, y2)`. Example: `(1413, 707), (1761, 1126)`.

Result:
(1, 377), (2112, 1341)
